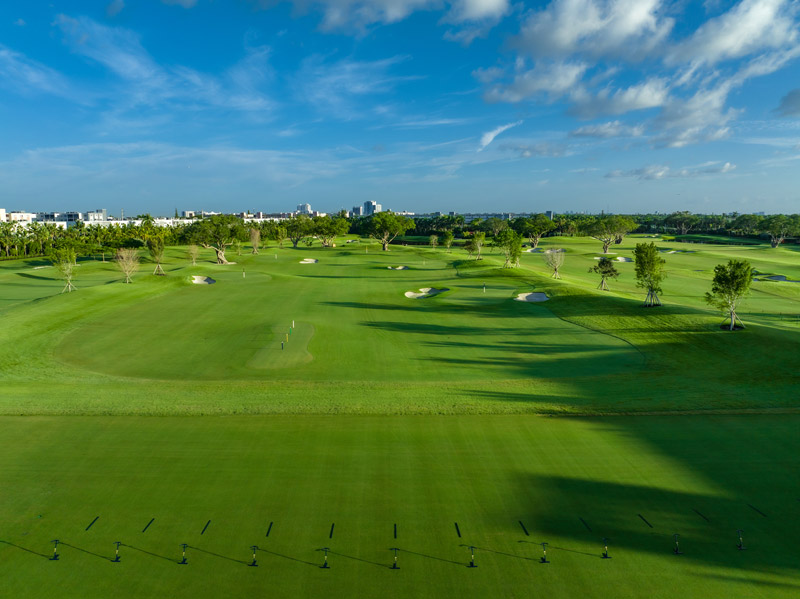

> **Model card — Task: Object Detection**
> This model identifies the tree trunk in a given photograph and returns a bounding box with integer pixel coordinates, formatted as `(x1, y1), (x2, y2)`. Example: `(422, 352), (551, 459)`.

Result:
(382, 240), (389, 251)
(603, 241), (611, 253)
(214, 248), (229, 264)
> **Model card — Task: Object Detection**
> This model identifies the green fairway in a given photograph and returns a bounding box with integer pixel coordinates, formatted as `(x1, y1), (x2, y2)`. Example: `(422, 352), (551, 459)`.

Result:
(1, 415), (798, 598)
(1, 235), (799, 597)
(1, 236), (799, 415)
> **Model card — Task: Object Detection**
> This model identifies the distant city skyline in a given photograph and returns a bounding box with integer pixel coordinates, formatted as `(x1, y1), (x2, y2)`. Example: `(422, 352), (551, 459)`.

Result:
(1, 2), (800, 215)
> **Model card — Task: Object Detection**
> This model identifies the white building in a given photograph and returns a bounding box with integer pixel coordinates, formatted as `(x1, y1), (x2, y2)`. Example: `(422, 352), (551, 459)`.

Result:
(363, 201), (382, 216)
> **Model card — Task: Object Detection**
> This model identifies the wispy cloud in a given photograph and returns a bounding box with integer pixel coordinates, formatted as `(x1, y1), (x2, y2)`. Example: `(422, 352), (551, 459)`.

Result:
(775, 88), (800, 117)
(0, 44), (72, 98)
(606, 161), (736, 180)
(478, 120), (521, 151)
(570, 120), (645, 138)
(106, 0), (125, 17)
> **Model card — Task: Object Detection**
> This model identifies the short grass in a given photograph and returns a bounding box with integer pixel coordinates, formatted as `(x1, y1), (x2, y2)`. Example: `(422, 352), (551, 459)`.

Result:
(2, 414), (798, 599)
(0, 235), (798, 415)
(2, 235), (799, 598)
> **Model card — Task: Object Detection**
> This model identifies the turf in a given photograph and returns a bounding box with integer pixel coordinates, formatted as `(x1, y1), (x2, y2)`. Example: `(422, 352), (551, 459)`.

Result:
(1, 415), (798, 598)
(1, 235), (799, 598)
(0, 236), (798, 415)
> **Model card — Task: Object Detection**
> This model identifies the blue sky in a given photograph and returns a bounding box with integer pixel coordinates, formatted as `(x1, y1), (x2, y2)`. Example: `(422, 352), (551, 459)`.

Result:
(1, 1), (799, 216)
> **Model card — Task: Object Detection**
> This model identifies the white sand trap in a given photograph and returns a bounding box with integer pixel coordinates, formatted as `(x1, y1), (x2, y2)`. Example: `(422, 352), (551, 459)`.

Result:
(192, 276), (215, 285)
(387, 266), (408, 270)
(299, 258), (319, 264)
(405, 287), (449, 299)
(615, 257), (632, 262)
(514, 292), (549, 302)
(762, 275), (800, 283)
(526, 248), (542, 253)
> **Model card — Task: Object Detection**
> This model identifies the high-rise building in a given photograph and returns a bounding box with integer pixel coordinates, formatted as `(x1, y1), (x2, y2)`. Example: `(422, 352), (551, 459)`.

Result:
(363, 201), (382, 216)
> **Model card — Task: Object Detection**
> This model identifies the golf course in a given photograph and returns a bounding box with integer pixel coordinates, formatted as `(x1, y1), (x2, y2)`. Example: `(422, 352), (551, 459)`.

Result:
(1, 235), (799, 598)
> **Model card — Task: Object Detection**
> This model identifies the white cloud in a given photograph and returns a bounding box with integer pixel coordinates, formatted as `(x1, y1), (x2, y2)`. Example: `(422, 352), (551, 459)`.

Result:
(569, 120), (644, 137)
(478, 120), (522, 150)
(0, 44), (71, 98)
(484, 61), (587, 102)
(448, 0), (509, 22)
(295, 54), (414, 118)
(606, 161), (736, 179)
(776, 88), (800, 116)
(498, 141), (566, 157)
(668, 0), (799, 66)
(55, 15), (274, 114)
(570, 78), (668, 118)
(14, 18), (26, 26)
(514, 0), (673, 60)
(106, 0), (125, 17)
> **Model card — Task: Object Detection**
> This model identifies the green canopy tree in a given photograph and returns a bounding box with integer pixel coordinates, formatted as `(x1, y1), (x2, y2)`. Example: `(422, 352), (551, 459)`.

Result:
(466, 231), (486, 260)
(633, 242), (666, 307)
(761, 214), (799, 248)
(312, 215), (350, 247)
(516, 214), (556, 248)
(429, 234), (439, 249)
(665, 211), (700, 235)
(369, 212), (415, 251)
(589, 256), (619, 291)
(495, 229), (522, 267)
(186, 214), (246, 264)
(286, 214), (313, 248)
(442, 230), (455, 253)
(705, 259), (754, 330)
(584, 215), (637, 253)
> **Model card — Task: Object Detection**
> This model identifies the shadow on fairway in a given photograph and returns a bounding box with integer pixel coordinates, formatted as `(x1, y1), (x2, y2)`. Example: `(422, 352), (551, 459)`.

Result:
(257, 546), (318, 567)
(326, 549), (390, 569)
(0, 540), (50, 559)
(397, 547), (466, 567)
(187, 545), (248, 565)
(121, 543), (174, 563)
(59, 541), (113, 562)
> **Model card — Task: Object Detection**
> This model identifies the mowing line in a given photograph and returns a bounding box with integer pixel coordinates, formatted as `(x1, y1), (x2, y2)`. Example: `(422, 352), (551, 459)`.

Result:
(454, 522), (461, 538)
(693, 509), (710, 522)
(518, 521), (529, 536)
(329, 523), (335, 539)
(748, 504), (768, 517)
(201, 520), (211, 535)
(142, 518), (154, 533)
(266, 522), (273, 537)
(85, 516), (99, 531)
(579, 517), (592, 532)
(638, 514), (653, 528)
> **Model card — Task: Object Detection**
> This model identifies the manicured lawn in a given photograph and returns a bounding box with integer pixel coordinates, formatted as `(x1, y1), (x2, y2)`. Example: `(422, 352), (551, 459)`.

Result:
(1, 236), (799, 597)
(1, 415), (798, 598)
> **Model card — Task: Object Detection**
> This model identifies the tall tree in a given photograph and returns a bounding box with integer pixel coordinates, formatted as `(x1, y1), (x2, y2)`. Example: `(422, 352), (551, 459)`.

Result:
(442, 230), (454, 253)
(665, 211), (700, 235)
(589, 257), (619, 290)
(633, 242), (666, 307)
(495, 229), (522, 268)
(429, 234), (439, 249)
(369, 212), (415, 251)
(51, 247), (77, 293)
(187, 244), (199, 265)
(516, 214), (556, 248)
(584, 215), (637, 253)
(543, 248), (565, 278)
(468, 231), (486, 260)
(705, 259), (754, 330)
(312, 215), (350, 247)
(286, 214), (313, 248)
(116, 248), (140, 283)
(186, 214), (246, 264)
(761, 214), (798, 248)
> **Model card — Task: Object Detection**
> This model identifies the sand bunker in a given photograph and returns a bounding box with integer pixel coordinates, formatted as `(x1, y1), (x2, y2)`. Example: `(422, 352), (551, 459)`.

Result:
(525, 248), (542, 253)
(191, 276), (216, 285)
(761, 275), (800, 283)
(299, 258), (319, 264)
(405, 287), (449, 299)
(387, 266), (408, 270)
(615, 257), (632, 262)
(514, 292), (549, 302)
